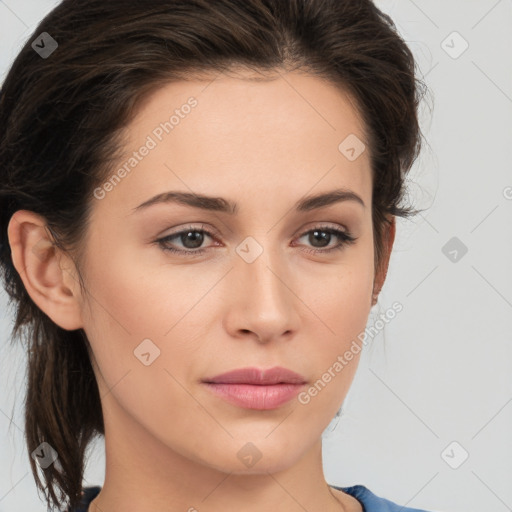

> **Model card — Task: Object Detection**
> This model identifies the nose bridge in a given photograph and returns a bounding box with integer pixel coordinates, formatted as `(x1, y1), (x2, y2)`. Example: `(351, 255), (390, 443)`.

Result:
(231, 230), (297, 333)
(236, 231), (288, 302)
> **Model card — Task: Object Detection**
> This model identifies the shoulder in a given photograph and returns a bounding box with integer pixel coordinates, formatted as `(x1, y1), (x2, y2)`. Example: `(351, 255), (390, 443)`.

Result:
(68, 486), (102, 512)
(74, 484), (437, 512)
(332, 484), (435, 512)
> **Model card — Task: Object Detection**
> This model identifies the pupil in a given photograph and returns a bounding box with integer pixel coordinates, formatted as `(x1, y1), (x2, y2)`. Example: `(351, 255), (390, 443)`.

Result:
(311, 230), (330, 247)
(184, 231), (203, 249)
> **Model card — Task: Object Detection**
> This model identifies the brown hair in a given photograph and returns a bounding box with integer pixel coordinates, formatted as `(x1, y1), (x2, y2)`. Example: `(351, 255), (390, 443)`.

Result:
(0, 0), (428, 509)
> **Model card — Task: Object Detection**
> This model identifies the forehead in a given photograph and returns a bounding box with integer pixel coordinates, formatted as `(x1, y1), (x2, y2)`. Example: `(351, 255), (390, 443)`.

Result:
(93, 69), (372, 217)
(133, 68), (367, 143)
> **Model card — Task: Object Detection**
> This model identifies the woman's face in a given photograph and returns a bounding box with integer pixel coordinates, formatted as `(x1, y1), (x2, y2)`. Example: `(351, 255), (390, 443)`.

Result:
(76, 69), (382, 475)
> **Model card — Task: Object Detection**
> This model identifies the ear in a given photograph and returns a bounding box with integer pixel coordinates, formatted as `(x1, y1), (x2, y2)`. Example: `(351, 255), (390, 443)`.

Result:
(7, 210), (85, 331)
(371, 215), (396, 307)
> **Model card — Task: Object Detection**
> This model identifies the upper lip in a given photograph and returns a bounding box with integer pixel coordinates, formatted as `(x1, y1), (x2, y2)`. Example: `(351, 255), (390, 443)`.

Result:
(202, 366), (307, 385)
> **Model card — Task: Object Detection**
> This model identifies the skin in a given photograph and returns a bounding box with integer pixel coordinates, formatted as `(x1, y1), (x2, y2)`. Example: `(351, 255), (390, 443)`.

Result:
(8, 68), (395, 512)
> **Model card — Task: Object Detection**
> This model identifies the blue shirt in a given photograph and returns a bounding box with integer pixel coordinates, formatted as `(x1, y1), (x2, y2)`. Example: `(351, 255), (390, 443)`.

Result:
(72, 485), (432, 511)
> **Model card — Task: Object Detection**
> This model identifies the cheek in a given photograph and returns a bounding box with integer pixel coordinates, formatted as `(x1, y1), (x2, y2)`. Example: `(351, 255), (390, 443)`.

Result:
(80, 258), (200, 434)
(80, 241), (211, 392)
(306, 240), (375, 336)
(78, 250), (159, 383)
(301, 266), (373, 412)
(298, 237), (374, 404)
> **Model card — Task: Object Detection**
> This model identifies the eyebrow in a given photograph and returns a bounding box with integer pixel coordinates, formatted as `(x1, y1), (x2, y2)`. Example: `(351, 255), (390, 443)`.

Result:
(131, 187), (365, 215)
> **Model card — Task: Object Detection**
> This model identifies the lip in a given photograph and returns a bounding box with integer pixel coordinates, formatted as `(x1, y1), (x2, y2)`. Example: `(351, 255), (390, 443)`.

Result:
(201, 367), (308, 410)
(202, 366), (307, 385)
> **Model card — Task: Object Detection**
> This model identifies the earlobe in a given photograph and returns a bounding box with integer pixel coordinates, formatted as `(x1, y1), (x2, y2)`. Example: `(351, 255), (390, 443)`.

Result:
(7, 210), (84, 331)
(371, 215), (396, 306)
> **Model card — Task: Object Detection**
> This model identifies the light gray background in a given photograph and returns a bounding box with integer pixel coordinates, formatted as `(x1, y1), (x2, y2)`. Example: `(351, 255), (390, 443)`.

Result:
(1, 1), (511, 511)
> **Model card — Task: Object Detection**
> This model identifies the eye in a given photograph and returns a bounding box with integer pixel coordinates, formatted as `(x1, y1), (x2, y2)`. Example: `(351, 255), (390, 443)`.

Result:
(155, 224), (357, 256)
(293, 225), (357, 255)
(155, 224), (215, 256)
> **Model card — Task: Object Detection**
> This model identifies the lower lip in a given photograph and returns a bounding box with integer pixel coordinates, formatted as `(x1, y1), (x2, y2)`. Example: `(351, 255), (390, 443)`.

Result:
(202, 382), (306, 410)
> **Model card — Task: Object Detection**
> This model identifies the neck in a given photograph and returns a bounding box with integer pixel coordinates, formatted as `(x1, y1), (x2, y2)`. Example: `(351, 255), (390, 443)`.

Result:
(87, 400), (357, 512)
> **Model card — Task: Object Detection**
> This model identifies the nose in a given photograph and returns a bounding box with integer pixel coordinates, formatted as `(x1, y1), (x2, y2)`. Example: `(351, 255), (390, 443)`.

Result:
(222, 238), (301, 344)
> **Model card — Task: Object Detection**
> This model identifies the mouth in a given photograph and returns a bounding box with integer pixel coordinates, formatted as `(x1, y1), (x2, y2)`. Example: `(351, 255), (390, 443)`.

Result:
(201, 366), (307, 410)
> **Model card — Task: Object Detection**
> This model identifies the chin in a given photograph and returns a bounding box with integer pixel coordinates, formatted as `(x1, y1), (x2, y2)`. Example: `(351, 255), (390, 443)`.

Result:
(205, 439), (307, 476)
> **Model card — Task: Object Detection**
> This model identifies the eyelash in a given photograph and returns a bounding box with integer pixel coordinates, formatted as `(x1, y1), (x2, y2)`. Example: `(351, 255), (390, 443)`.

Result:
(155, 223), (357, 256)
